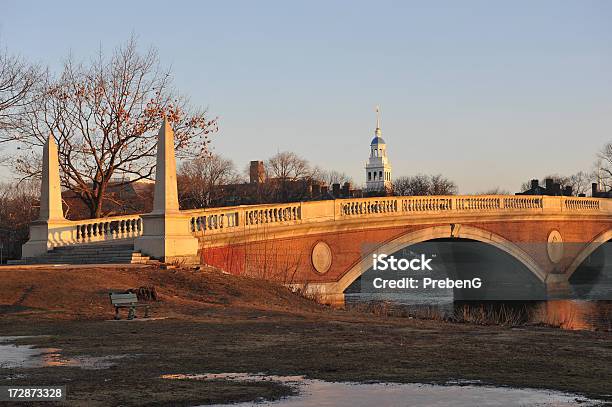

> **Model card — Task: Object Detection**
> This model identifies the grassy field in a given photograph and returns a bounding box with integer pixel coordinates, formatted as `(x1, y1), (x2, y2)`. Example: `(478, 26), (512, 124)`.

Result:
(0, 265), (611, 406)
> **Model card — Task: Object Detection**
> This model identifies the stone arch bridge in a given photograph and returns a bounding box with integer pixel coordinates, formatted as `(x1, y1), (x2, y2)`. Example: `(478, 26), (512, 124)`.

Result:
(19, 121), (612, 305)
(190, 195), (611, 303)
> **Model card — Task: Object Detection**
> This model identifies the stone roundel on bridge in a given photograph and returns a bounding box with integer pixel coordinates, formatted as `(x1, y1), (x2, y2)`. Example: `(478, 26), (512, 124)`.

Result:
(312, 241), (332, 274)
(547, 230), (564, 264)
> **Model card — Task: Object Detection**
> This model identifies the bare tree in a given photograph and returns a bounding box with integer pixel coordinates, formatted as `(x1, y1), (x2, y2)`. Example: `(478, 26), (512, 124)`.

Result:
(0, 48), (40, 132)
(265, 151), (313, 201)
(178, 154), (240, 209)
(0, 48), (41, 165)
(265, 151), (311, 181)
(318, 169), (353, 186)
(565, 171), (590, 195)
(596, 142), (612, 190)
(2, 38), (217, 218)
(393, 175), (429, 196)
(0, 181), (39, 260)
(430, 174), (458, 195)
(393, 174), (457, 196)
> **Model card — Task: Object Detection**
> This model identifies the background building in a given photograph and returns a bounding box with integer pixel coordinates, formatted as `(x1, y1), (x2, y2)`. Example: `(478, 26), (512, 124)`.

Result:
(365, 108), (392, 192)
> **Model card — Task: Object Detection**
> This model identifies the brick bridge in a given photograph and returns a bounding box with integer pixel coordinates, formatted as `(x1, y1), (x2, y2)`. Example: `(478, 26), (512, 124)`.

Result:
(191, 195), (611, 303)
(20, 120), (612, 304)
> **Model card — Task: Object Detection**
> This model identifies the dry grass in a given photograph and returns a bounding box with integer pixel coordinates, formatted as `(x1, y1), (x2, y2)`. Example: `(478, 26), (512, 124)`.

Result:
(0, 265), (325, 321)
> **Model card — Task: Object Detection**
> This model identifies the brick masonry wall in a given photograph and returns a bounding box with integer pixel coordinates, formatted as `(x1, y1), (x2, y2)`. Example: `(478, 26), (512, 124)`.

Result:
(200, 220), (612, 284)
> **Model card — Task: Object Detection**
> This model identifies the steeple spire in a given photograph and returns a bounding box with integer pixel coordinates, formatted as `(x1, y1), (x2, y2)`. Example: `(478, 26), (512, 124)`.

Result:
(375, 105), (382, 136)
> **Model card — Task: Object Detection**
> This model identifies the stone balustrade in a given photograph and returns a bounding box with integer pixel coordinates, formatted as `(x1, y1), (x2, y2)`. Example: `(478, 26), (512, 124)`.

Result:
(39, 195), (611, 249)
(503, 196), (543, 209)
(564, 198), (600, 211)
(245, 204), (301, 226)
(455, 196), (501, 210)
(342, 197), (399, 216)
(186, 195), (609, 238)
(73, 215), (143, 243)
(339, 195), (601, 218)
(402, 197), (453, 212)
(186, 207), (240, 235)
(44, 214), (144, 249)
(186, 203), (302, 236)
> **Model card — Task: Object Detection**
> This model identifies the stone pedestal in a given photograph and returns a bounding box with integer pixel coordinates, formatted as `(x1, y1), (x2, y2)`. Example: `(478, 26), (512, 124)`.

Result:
(22, 221), (52, 258)
(22, 219), (73, 258)
(135, 212), (199, 264)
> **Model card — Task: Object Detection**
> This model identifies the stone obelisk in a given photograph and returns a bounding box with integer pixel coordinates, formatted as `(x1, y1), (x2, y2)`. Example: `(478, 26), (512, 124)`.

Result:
(134, 118), (199, 264)
(22, 135), (68, 257)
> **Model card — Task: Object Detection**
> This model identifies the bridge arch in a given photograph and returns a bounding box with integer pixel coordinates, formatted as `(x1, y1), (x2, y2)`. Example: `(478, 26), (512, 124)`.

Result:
(566, 229), (612, 279)
(331, 224), (546, 294)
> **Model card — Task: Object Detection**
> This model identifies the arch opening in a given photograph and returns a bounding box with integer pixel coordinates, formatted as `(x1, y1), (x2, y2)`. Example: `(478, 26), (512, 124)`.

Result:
(345, 237), (546, 302)
(570, 238), (612, 300)
(337, 225), (546, 302)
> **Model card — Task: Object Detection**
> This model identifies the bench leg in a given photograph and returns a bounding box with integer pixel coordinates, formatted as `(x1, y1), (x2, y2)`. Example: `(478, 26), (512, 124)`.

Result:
(128, 307), (135, 320)
(114, 307), (121, 320)
(144, 306), (150, 318)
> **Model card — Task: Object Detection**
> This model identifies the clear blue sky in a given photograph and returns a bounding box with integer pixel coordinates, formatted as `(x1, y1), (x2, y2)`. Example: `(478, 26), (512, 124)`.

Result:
(1, 0), (611, 193)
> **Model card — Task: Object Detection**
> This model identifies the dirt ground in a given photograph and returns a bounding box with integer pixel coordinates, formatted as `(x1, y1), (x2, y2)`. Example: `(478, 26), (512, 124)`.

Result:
(0, 265), (611, 406)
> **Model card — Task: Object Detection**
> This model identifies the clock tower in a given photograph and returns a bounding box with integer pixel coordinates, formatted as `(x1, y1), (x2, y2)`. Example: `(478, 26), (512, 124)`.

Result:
(365, 107), (392, 192)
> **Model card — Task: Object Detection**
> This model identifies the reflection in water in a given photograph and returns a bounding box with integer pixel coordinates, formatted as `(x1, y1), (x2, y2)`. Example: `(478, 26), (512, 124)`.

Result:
(347, 239), (612, 330)
(535, 300), (611, 331)
(0, 336), (125, 370)
(346, 294), (612, 331)
(162, 373), (602, 407)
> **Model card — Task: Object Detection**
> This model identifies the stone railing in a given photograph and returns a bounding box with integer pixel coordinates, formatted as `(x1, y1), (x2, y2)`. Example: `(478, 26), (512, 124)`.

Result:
(186, 207), (241, 235)
(184, 195), (609, 237)
(503, 196), (543, 209)
(72, 215), (143, 243)
(46, 214), (144, 247)
(454, 196), (501, 211)
(244, 203), (301, 226)
(342, 197), (399, 216)
(564, 198), (600, 211)
(42, 195), (610, 247)
(404, 197), (453, 212)
(340, 195), (547, 216)
(338, 195), (607, 218)
(185, 203), (302, 236)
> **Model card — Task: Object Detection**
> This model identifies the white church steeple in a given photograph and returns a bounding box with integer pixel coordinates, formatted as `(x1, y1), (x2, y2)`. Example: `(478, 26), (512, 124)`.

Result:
(365, 106), (392, 192)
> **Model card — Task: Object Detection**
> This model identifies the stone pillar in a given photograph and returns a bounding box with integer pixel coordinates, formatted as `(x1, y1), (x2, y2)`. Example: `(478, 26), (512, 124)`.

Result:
(134, 118), (199, 264)
(22, 135), (70, 258)
(545, 274), (572, 299)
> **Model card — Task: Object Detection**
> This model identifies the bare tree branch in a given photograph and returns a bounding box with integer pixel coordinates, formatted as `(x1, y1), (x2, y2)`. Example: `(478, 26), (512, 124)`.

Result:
(0, 48), (41, 134)
(178, 154), (240, 209)
(2, 37), (218, 218)
(393, 174), (457, 196)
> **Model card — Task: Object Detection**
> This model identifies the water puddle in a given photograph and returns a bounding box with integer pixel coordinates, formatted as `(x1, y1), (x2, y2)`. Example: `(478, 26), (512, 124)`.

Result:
(0, 336), (125, 370)
(162, 373), (603, 407)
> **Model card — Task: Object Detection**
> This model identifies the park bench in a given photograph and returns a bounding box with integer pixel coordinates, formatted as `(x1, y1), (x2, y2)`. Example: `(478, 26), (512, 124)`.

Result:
(109, 292), (150, 320)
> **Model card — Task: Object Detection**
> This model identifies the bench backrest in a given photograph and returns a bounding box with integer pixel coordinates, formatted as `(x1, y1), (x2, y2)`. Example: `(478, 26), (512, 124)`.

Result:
(110, 292), (138, 305)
